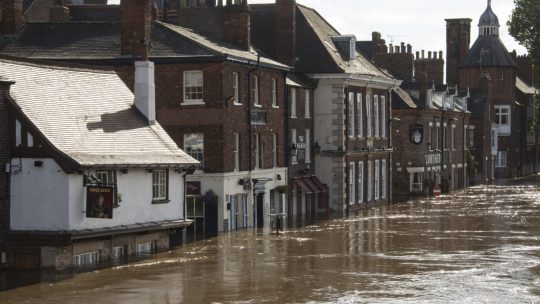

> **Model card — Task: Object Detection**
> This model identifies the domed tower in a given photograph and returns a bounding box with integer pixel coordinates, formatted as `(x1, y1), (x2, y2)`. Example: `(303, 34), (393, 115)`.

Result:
(458, 0), (518, 181)
(458, 0), (516, 91)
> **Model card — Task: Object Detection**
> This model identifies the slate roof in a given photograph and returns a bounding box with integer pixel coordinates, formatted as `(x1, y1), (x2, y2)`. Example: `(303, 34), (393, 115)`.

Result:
(0, 21), (288, 70)
(250, 3), (394, 80)
(479, 4), (499, 26)
(286, 73), (316, 88)
(460, 35), (516, 68)
(0, 59), (198, 167)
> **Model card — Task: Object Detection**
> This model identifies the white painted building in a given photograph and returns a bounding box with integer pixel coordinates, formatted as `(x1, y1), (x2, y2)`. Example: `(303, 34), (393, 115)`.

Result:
(1, 59), (198, 269)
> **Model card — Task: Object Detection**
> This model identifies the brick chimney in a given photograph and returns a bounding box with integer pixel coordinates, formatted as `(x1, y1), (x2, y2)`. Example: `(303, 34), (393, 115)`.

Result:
(177, 1), (251, 51)
(121, 0), (152, 59)
(275, 0), (296, 66)
(2, 0), (24, 34)
(445, 18), (471, 86)
(121, 0), (156, 124)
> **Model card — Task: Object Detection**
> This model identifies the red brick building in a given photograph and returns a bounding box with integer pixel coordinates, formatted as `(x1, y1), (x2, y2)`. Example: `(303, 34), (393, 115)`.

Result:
(0, 0), (291, 236)
(454, 1), (538, 181)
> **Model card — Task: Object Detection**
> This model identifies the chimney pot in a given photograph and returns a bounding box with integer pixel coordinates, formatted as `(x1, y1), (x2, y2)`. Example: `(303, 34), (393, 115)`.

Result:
(395, 46), (399, 53)
(416, 51), (420, 59)
(407, 44), (412, 54)
(428, 51), (432, 59)
(439, 51), (443, 60)
(422, 50), (425, 59)
(400, 42), (405, 53)
(389, 43), (393, 53)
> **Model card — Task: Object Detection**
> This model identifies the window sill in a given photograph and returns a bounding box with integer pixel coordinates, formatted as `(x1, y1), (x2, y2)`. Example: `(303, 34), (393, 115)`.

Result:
(233, 102), (243, 106)
(253, 103), (262, 108)
(272, 105), (280, 109)
(181, 101), (205, 106)
(152, 199), (170, 205)
(291, 116), (297, 119)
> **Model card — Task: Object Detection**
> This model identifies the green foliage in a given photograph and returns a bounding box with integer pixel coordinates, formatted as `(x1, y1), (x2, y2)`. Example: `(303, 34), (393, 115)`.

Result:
(508, 0), (540, 82)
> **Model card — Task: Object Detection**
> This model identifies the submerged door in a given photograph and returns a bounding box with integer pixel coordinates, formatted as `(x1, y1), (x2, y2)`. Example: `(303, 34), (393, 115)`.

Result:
(256, 193), (264, 228)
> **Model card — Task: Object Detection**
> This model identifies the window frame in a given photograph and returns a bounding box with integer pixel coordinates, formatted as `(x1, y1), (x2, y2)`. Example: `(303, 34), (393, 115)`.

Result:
(253, 75), (260, 107)
(184, 133), (204, 171)
(348, 92), (355, 138)
(496, 150), (507, 168)
(182, 70), (204, 105)
(374, 95), (380, 137)
(271, 78), (278, 108)
(349, 162), (355, 205)
(381, 159), (387, 199)
(305, 129), (311, 164)
(152, 169), (169, 203)
(291, 129), (297, 164)
(358, 161), (364, 204)
(304, 89), (310, 118)
(381, 95), (386, 138)
(366, 95), (372, 137)
(232, 72), (240, 105)
(291, 88), (297, 118)
(374, 159), (380, 200)
(357, 93), (363, 138)
(233, 132), (240, 171)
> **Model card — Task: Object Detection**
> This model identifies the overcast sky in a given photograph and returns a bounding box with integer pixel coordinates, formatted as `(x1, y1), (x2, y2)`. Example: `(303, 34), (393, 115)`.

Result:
(108, 0), (527, 55)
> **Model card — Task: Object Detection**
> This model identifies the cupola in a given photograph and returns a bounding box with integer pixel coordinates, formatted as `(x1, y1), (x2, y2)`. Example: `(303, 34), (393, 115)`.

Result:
(478, 0), (499, 36)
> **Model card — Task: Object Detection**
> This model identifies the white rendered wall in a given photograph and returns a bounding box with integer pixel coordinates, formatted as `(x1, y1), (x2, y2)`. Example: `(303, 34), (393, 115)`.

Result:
(10, 159), (70, 230)
(188, 167), (287, 232)
(10, 158), (185, 231)
(70, 168), (185, 230)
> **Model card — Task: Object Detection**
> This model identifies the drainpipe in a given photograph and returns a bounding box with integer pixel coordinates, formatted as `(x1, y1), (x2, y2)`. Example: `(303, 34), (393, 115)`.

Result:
(247, 54), (260, 228)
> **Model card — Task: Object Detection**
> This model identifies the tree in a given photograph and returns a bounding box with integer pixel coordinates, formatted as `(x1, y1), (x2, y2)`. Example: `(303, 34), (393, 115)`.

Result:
(508, 0), (540, 83)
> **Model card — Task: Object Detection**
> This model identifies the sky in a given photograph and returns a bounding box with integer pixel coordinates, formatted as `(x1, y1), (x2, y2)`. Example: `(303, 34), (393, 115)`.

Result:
(107, 0), (527, 55)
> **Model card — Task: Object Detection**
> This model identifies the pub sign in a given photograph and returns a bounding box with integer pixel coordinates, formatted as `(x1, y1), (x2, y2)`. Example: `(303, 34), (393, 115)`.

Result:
(86, 186), (113, 219)
(410, 124), (424, 145)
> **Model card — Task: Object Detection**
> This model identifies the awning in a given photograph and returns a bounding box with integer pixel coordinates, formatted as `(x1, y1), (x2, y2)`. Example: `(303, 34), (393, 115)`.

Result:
(303, 177), (322, 194)
(308, 175), (329, 194)
(293, 178), (313, 194)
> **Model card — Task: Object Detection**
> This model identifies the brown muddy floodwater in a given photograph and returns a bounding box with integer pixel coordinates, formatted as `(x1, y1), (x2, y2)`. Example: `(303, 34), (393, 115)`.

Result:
(1, 177), (540, 303)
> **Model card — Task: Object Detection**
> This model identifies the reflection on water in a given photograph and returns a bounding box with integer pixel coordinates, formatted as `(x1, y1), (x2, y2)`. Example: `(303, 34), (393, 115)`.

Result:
(1, 177), (540, 303)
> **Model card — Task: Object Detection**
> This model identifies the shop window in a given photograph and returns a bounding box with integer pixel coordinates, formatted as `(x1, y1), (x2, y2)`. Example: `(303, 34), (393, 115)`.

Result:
(410, 172), (423, 192)
(74, 251), (100, 266)
(136, 241), (157, 256)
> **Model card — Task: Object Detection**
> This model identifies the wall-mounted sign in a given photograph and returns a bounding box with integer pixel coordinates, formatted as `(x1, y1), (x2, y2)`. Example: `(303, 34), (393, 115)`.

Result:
(410, 124), (424, 145)
(86, 186), (113, 219)
(186, 181), (201, 196)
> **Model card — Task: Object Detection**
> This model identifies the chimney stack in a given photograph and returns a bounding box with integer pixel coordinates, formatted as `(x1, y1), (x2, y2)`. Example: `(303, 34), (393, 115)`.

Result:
(400, 42), (405, 53)
(389, 44), (393, 53)
(134, 61), (156, 124)
(121, 0), (152, 60)
(421, 50), (425, 59)
(276, 0), (296, 66)
(407, 44), (412, 54)
(2, 0), (24, 34)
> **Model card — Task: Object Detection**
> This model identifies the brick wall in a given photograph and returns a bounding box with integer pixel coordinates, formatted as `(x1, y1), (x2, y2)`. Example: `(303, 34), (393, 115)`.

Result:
(115, 61), (286, 174)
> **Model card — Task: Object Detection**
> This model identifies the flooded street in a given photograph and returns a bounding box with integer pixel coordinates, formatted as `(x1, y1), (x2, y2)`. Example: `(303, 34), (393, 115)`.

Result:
(2, 178), (540, 303)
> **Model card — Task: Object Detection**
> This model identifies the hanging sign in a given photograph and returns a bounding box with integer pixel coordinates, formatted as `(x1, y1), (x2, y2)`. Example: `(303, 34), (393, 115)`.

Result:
(86, 186), (113, 219)
(410, 124), (424, 145)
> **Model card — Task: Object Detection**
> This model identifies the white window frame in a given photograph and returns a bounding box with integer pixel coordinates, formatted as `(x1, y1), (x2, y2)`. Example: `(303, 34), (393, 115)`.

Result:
(232, 72), (240, 105)
(358, 161), (364, 203)
(357, 93), (363, 138)
(74, 251), (100, 266)
(304, 89), (310, 118)
(182, 70), (204, 105)
(234, 132), (240, 171)
(348, 92), (355, 138)
(436, 124), (440, 150)
(291, 129), (297, 164)
(152, 169), (168, 201)
(366, 95), (372, 137)
(374, 159), (380, 200)
(253, 75), (260, 107)
(305, 129), (311, 164)
(291, 88), (297, 118)
(496, 150), (507, 168)
(374, 95), (379, 137)
(367, 160), (373, 201)
(184, 133), (204, 171)
(272, 78), (278, 108)
(494, 105), (511, 134)
(381, 96), (386, 138)
(381, 159), (387, 199)
(272, 133), (277, 168)
(443, 124), (448, 150)
(349, 162), (355, 205)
